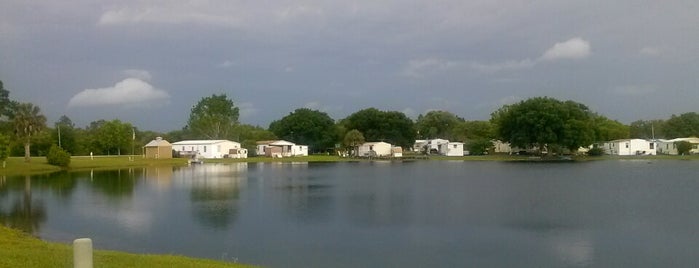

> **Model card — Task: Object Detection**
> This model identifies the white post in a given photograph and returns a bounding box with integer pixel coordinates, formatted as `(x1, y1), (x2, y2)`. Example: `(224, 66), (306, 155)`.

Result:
(73, 238), (93, 268)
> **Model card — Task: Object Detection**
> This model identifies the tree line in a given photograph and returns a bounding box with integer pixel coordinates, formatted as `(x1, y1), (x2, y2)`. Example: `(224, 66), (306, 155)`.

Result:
(1, 79), (698, 162)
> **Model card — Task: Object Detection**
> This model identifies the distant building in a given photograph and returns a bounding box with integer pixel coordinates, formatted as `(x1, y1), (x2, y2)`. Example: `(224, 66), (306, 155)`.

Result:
(602, 139), (656, 156)
(656, 137), (699, 155)
(413, 139), (464, 156)
(255, 140), (308, 157)
(358, 142), (393, 157)
(144, 137), (173, 159)
(172, 140), (246, 159)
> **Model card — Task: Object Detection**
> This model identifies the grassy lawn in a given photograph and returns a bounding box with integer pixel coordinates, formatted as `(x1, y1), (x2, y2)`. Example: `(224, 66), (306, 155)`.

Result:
(0, 225), (255, 268)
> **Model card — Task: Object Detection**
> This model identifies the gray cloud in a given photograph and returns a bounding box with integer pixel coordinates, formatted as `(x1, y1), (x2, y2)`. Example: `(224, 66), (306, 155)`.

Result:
(1, 0), (698, 130)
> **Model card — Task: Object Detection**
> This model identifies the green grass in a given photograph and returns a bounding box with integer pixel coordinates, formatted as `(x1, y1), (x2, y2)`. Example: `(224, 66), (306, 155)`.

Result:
(0, 225), (256, 268)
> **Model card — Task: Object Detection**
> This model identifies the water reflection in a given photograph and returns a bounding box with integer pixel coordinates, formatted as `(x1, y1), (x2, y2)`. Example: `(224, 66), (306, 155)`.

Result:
(0, 176), (47, 234)
(88, 169), (138, 198)
(182, 163), (247, 229)
(256, 162), (335, 221)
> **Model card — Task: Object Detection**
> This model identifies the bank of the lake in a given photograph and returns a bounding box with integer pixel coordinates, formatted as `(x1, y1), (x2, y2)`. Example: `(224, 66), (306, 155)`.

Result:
(2, 154), (698, 177)
(0, 225), (255, 268)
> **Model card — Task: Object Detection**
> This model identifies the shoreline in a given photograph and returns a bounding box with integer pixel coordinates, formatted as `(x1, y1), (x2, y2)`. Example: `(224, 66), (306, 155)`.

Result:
(1, 154), (697, 177)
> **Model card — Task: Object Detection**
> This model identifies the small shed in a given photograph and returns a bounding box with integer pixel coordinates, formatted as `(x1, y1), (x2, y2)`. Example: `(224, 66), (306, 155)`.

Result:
(144, 137), (173, 159)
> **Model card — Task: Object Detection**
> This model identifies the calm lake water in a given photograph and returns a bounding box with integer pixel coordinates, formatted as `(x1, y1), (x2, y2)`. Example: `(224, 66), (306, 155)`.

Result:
(1, 160), (698, 267)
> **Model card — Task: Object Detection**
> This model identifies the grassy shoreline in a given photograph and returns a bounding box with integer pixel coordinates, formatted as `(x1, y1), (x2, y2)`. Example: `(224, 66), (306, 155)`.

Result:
(2, 153), (697, 177)
(0, 225), (255, 268)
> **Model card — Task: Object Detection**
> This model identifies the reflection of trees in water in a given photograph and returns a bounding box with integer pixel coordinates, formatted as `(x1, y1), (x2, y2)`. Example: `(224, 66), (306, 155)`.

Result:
(188, 165), (247, 229)
(276, 177), (334, 221)
(191, 184), (239, 229)
(89, 169), (137, 198)
(0, 176), (46, 235)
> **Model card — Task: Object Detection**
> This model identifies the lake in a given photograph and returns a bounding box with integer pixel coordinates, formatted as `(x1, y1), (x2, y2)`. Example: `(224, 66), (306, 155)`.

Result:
(2, 160), (698, 267)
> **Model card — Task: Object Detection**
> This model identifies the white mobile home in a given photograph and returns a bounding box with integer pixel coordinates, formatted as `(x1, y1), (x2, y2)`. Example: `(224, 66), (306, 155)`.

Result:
(413, 139), (464, 156)
(256, 140), (308, 157)
(656, 137), (699, 155)
(358, 142), (393, 157)
(602, 139), (656, 156)
(442, 142), (465, 156)
(172, 140), (247, 159)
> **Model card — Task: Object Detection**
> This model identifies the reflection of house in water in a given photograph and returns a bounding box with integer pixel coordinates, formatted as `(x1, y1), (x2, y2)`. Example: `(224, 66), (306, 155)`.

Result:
(143, 166), (174, 189)
(173, 163), (248, 229)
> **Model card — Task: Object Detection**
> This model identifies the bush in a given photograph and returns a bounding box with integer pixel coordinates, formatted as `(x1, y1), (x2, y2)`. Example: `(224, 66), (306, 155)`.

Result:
(587, 147), (605, 156)
(46, 145), (71, 167)
(676, 141), (692, 155)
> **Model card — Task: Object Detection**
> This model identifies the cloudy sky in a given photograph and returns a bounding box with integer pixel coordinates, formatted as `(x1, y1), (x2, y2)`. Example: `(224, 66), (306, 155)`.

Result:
(1, 1), (698, 131)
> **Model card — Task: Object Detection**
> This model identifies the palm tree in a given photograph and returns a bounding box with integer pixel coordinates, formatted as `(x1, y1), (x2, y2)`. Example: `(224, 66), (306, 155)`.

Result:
(12, 102), (46, 162)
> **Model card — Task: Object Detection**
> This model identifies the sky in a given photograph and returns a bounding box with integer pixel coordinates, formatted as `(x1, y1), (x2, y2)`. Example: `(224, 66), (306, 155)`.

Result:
(1, 1), (698, 132)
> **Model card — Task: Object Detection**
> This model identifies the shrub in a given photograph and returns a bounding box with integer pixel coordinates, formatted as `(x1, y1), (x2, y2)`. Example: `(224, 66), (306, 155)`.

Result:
(587, 147), (605, 156)
(47, 145), (71, 167)
(676, 141), (692, 155)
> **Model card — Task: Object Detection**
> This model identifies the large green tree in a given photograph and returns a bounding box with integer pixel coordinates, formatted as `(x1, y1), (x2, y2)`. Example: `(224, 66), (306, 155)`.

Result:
(232, 124), (277, 153)
(342, 129), (365, 156)
(187, 94), (239, 139)
(340, 108), (415, 148)
(0, 133), (10, 168)
(415, 111), (463, 140)
(0, 80), (12, 118)
(629, 119), (665, 139)
(592, 115), (629, 141)
(53, 115), (78, 154)
(269, 108), (338, 152)
(663, 112), (699, 138)
(91, 119), (133, 155)
(491, 97), (596, 154)
(452, 121), (495, 155)
(11, 103), (47, 162)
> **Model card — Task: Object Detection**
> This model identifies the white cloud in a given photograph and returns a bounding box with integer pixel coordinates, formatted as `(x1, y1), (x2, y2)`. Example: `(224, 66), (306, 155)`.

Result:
(68, 78), (170, 108)
(540, 37), (591, 61)
(639, 47), (661, 57)
(122, 69), (152, 81)
(468, 37), (591, 73)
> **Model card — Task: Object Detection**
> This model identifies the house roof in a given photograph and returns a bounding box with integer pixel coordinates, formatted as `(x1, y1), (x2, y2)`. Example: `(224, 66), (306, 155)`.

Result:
(256, 140), (296, 146)
(144, 137), (172, 147)
(362, 141), (392, 146)
(172, 140), (239, 146)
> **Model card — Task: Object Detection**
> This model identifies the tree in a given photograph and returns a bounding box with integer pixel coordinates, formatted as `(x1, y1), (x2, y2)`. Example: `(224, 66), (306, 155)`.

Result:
(187, 94), (239, 139)
(0, 133), (10, 168)
(11, 102), (47, 162)
(53, 115), (78, 154)
(0, 80), (12, 118)
(83, 119), (133, 155)
(415, 111), (463, 140)
(675, 141), (692, 155)
(269, 108), (338, 152)
(452, 121), (495, 155)
(593, 115), (629, 141)
(491, 97), (596, 154)
(340, 108), (416, 148)
(343, 129), (365, 156)
(663, 112), (699, 138)
(629, 119), (665, 139)
(232, 124), (277, 153)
